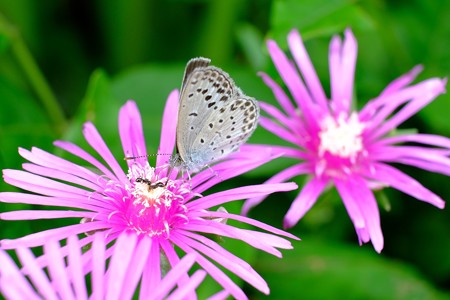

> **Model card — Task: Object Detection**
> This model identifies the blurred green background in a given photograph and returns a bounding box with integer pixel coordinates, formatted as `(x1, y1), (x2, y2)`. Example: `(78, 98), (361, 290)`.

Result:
(0, 0), (449, 299)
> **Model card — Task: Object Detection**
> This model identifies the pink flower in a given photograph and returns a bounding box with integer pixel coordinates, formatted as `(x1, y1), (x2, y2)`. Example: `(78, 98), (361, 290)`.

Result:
(243, 28), (449, 253)
(0, 232), (211, 300)
(0, 92), (298, 299)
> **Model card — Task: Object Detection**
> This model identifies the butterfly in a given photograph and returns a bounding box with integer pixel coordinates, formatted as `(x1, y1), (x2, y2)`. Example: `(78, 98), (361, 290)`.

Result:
(169, 57), (260, 175)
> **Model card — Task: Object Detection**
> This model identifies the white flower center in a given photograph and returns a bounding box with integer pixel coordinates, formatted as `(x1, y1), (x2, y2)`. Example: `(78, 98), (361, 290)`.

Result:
(123, 163), (190, 237)
(318, 113), (365, 159)
(132, 180), (170, 213)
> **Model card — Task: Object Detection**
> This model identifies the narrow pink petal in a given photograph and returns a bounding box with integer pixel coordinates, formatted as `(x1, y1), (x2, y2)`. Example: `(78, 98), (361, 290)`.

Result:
(207, 290), (230, 300)
(19, 234), (96, 277)
(239, 230), (294, 249)
(188, 183), (298, 210)
(380, 65), (423, 96)
(0, 249), (41, 300)
(394, 157), (450, 176)
(91, 233), (106, 300)
(243, 144), (306, 160)
(77, 234), (116, 277)
(242, 163), (309, 215)
(139, 240), (161, 299)
(260, 101), (299, 134)
(361, 80), (430, 128)
(106, 232), (138, 300)
(19, 147), (105, 187)
(229, 144), (283, 159)
(182, 228), (282, 275)
(170, 233), (249, 300)
(151, 253), (197, 300)
(166, 270), (206, 300)
(0, 192), (100, 211)
(370, 145), (450, 174)
(288, 29), (328, 108)
(371, 144), (450, 159)
(15, 247), (57, 300)
(1, 222), (107, 249)
(181, 222), (282, 257)
(191, 144), (283, 193)
(372, 78), (447, 139)
(119, 236), (152, 300)
(82, 122), (128, 183)
(119, 100), (148, 168)
(366, 163), (445, 208)
(192, 210), (299, 240)
(368, 78), (447, 140)
(378, 133), (450, 149)
(258, 110), (306, 147)
(329, 34), (342, 109)
(160, 239), (195, 298)
(67, 235), (88, 300)
(1, 176), (90, 205)
(15, 236), (96, 283)
(3, 169), (92, 197)
(1, 210), (95, 221)
(284, 177), (328, 228)
(194, 154), (285, 195)
(45, 240), (75, 300)
(356, 227), (370, 244)
(267, 39), (317, 126)
(157, 90), (179, 169)
(334, 178), (366, 228)
(338, 29), (357, 115)
(0, 281), (38, 300)
(359, 65), (423, 119)
(260, 116), (299, 145)
(258, 72), (297, 116)
(349, 176), (384, 252)
(54, 141), (118, 182)
(22, 163), (100, 191)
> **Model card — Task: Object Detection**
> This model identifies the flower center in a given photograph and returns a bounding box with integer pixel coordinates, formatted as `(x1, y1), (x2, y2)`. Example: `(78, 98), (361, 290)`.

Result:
(123, 163), (191, 237)
(318, 113), (365, 160)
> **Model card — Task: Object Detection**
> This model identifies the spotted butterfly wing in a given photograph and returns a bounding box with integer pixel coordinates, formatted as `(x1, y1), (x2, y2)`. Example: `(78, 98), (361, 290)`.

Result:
(175, 57), (259, 172)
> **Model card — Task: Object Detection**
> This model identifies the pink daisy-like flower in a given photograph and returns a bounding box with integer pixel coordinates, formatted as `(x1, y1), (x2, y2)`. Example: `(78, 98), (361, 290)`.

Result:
(0, 232), (210, 300)
(243, 28), (449, 253)
(0, 91), (298, 299)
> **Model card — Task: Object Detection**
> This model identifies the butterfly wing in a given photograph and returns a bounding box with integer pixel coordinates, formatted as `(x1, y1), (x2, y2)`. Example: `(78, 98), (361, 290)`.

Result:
(193, 93), (259, 163)
(176, 58), (237, 166)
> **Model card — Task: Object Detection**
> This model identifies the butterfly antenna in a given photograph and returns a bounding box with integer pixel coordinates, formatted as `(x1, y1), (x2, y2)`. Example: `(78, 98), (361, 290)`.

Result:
(124, 153), (171, 161)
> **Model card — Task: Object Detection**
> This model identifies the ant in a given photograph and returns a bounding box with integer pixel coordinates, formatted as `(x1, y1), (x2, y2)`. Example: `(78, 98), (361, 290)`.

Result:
(135, 177), (165, 189)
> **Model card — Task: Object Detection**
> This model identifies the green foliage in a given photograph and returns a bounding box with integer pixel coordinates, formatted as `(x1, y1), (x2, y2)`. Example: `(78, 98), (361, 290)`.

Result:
(270, 0), (374, 45)
(249, 238), (450, 300)
(0, 0), (449, 298)
(0, 75), (54, 175)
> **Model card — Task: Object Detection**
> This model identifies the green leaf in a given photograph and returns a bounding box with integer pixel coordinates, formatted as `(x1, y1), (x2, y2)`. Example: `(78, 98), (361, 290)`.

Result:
(375, 189), (391, 212)
(235, 23), (268, 71)
(59, 69), (123, 161)
(270, 0), (374, 47)
(0, 33), (10, 54)
(0, 76), (54, 181)
(94, 0), (156, 71)
(0, 76), (55, 238)
(249, 238), (450, 300)
(419, 0), (450, 138)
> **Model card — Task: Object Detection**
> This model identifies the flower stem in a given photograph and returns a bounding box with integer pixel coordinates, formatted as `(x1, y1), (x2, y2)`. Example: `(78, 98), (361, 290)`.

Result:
(0, 14), (67, 134)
